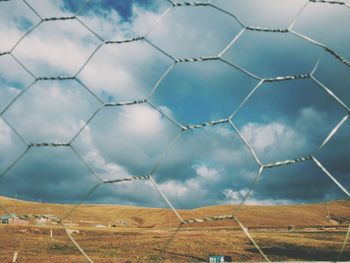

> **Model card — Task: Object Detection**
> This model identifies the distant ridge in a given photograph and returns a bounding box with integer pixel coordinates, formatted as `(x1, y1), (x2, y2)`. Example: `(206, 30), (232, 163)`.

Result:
(1, 195), (349, 229)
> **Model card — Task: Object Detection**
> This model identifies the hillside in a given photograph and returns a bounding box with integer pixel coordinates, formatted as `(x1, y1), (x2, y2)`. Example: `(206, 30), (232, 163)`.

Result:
(1, 196), (349, 229)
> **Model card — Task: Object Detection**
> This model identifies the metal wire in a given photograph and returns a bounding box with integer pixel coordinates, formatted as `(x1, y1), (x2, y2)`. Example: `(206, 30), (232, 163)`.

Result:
(0, 0), (349, 262)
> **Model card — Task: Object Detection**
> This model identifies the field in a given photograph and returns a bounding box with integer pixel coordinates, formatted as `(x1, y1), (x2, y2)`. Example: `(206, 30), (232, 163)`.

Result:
(0, 196), (350, 262)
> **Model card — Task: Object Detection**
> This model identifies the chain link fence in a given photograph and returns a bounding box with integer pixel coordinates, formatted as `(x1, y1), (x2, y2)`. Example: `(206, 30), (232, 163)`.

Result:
(0, 0), (350, 262)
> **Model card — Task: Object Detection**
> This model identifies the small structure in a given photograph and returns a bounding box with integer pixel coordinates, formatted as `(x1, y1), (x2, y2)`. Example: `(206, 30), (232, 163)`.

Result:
(209, 255), (232, 263)
(0, 214), (29, 225)
(0, 214), (15, 224)
(34, 214), (60, 225)
(288, 225), (295, 231)
(43, 214), (60, 223)
(112, 219), (128, 227)
(35, 215), (49, 225)
(19, 215), (30, 221)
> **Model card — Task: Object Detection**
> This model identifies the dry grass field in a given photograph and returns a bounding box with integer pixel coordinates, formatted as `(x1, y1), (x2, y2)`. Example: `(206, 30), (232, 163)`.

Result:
(0, 196), (350, 262)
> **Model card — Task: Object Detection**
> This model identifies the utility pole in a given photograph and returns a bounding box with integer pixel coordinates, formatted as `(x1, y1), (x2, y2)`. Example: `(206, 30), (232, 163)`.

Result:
(14, 193), (17, 215)
(326, 201), (331, 224)
(12, 251), (18, 263)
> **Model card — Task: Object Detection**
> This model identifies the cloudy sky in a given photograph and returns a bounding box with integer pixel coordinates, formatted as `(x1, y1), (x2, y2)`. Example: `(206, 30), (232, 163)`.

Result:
(0, 0), (349, 210)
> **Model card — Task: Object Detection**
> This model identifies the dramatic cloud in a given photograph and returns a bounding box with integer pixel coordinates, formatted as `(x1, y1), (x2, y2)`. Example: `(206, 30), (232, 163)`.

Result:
(3, 80), (101, 142)
(0, 0), (349, 209)
(72, 103), (180, 178)
(241, 122), (301, 154)
(77, 40), (173, 103)
(212, 0), (308, 28)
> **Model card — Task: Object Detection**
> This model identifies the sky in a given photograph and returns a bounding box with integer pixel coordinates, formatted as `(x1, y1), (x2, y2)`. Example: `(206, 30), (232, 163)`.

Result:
(0, 0), (349, 210)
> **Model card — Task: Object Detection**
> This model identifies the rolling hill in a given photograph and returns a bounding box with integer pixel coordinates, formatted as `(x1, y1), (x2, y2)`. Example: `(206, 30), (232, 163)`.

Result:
(1, 195), (349, 229)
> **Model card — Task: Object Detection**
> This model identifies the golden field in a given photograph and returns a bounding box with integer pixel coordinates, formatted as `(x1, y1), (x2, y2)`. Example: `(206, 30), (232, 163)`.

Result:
(0, 196), (349, 262)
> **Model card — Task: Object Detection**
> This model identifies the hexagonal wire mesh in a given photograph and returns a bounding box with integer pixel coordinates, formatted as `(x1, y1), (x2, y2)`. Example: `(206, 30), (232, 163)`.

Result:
(0, 0), (349, 262)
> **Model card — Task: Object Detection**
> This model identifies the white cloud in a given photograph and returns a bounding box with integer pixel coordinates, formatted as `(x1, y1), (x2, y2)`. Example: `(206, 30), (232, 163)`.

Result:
(296, 106), (326, 131)
(150, 124), (260, 207)
(78, 7), (127, 41)
(240, 121), (309, 164)
(212, 0), (308, 28)
(0, 119), (12, 146)
(24, 0), (74, 18)
(13, 19), (101, 76)
(77, 40), (172, 102)
(244, 198), (292, 206)
(223, 188), (292, 205)
(0, 86), (21, 113)
(0, 118), (28, 175)
(239, 105), (333, 164)
(0, 55), (34, 87)
(0, 0), (347, 208)
(71, 103), (180, 184)
(0, 0), (40, 51)
(3, 80), (101, 142)
(73, 125), (130, 180)
(158, 163), (222, 206)
(159, 180), (191, 199)
(222, 188), (250, 203)
(194, 164), (220, 181)
(131, 3), (170, 37)
(1, 0), (173, 104)
(241, 122), (299, 153)
(77, 0), (170, 41)
(146, 5), (242, 58)
(117, 104), (173, 138)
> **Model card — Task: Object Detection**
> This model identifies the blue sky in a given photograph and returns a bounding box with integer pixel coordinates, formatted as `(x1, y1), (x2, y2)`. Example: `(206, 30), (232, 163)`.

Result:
(0, 0), (349, 211)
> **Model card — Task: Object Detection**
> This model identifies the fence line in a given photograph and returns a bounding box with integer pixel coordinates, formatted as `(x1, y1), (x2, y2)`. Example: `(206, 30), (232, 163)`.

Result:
(0, 0), (349, 262)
